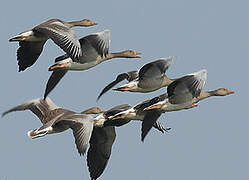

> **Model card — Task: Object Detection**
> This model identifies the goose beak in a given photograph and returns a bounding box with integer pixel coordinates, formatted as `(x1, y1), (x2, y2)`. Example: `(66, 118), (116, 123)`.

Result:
(191, 104), (198, 108)
(113, 87), (131, 91)
(144, 102), (166, 111)
(134, 51), (141, 58)
(99, 109), (105, 113)
(48, 63), (69, 71)
(111, 114), (127, 120)
(91, 21), (98, 25)
(227, 90), (235, 95)
(9, 36), (28, 42)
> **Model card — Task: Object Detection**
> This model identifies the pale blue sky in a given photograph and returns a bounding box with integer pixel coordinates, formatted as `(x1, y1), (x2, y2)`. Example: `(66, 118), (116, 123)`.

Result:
(0, 0), (248, 179)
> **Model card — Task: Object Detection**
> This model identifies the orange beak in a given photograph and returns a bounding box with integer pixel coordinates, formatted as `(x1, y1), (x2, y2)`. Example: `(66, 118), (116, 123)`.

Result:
(134, 51), (141, 58)
(144, 103), (164, 111)
(111, 114), (127, 120)
(227, 90), (235, 95)
(99, 109), (105, 113)
(113, 87), (131, 92)
(48, 62), (69, 71)
(91, 21), (98, 25)
(9, 36), (28, 42)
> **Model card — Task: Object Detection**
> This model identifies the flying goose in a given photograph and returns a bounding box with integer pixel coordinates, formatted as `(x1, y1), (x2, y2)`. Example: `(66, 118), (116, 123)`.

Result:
(44, 30), (141, 98)
(94, 104), (167, 134)
(9, 18), (97, 72)
(2, 97), (104, 155)
(97, 56), (176, 100)
(104, 93), (171, 141)
(145, 88), (234, 111)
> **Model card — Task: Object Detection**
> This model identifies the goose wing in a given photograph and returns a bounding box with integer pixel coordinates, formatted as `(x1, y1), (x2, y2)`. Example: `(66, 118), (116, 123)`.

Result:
(87, 126), (116, 180)
(44, 55), (69, 99)
(61, 113), (94, 155)
(78, 30), (110, 63)
(2, 98), (59, 123)
(17, 41), (46, 71)
(141, 110), (162, 141)
(34, 20), (82, 60)
(167, 69), (207, 104)
(138, 57), (175, 80)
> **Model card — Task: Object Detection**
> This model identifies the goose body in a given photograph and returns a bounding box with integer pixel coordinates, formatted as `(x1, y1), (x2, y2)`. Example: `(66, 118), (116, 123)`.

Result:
(107, 94), (170, 141)
(144, 69), (207, 112)
(44, 30), (141, 98)
(2, 97), (104, 154)
(97, 56), (176, 100)
(9, 18), (97, 71)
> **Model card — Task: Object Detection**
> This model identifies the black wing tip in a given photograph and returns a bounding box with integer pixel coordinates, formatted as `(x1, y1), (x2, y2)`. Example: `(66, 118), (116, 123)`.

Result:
(141, 134), (146, 142)
(96, 93), (102, 101)
(1, 112), (7, 118)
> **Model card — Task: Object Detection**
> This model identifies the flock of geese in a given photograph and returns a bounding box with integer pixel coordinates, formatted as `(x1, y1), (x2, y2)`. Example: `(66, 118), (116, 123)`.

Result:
(2, 18), (234, 179)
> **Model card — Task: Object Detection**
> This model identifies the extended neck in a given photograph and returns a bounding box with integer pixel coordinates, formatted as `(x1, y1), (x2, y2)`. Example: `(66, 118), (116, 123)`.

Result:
(66, 20), (85, 28)
(193, 90), (216, 103)
(105, 52), (130, 60)
(162, 76), (176, 87)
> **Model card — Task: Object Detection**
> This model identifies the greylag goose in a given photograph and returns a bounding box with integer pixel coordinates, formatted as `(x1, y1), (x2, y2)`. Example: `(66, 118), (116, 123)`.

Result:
(2, 97), (104, 155)
(44, 30), (141, 99)
(104, 94), (171, 141)
(97, 56), (176, 100)
(94, 104), (167, 134)
(145, 88), (234, 111)
(109, 69), (207, 141)
(9, 18), (97, 71)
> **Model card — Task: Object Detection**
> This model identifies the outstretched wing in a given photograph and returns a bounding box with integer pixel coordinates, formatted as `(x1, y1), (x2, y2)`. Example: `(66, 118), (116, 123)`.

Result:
(62, 113), (94, 155)
(167, 69), (207, 104)
(87, 126), (116, 180)
(17, 41), (46, 71)
(44, 54), (70, 98)
(141, 111), (162, 141)
(2, 98), (59, 123)
(34, 20), (82, 60)
(138, 57), (175, 80)
(78, 30), (110, 63)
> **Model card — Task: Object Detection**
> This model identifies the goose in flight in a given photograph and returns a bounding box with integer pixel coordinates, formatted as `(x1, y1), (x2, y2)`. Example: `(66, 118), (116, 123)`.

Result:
(44, 30), (141, 98)
(2, 97), (104, 155)
(94, 103), (167, 134)
(9, 18), (97, 72)
(145, 88), (234, 111)
(97, 56), (176, 100)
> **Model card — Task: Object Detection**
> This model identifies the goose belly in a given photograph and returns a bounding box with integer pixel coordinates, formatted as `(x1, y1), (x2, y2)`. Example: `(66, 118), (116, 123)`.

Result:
(137, 79), (163, 92)
(69, 61), (99, 71)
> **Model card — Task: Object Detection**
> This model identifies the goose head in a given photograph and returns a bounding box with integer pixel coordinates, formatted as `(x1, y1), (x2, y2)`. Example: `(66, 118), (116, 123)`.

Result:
(71, 19), (98, 27)
(212, 88), (234, 96)
(81, 107), (105, 114)
(117, 50), (141, 58)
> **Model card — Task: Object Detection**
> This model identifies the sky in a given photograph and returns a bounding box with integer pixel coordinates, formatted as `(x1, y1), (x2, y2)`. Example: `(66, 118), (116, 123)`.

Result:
(0, 0), (248, 179)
